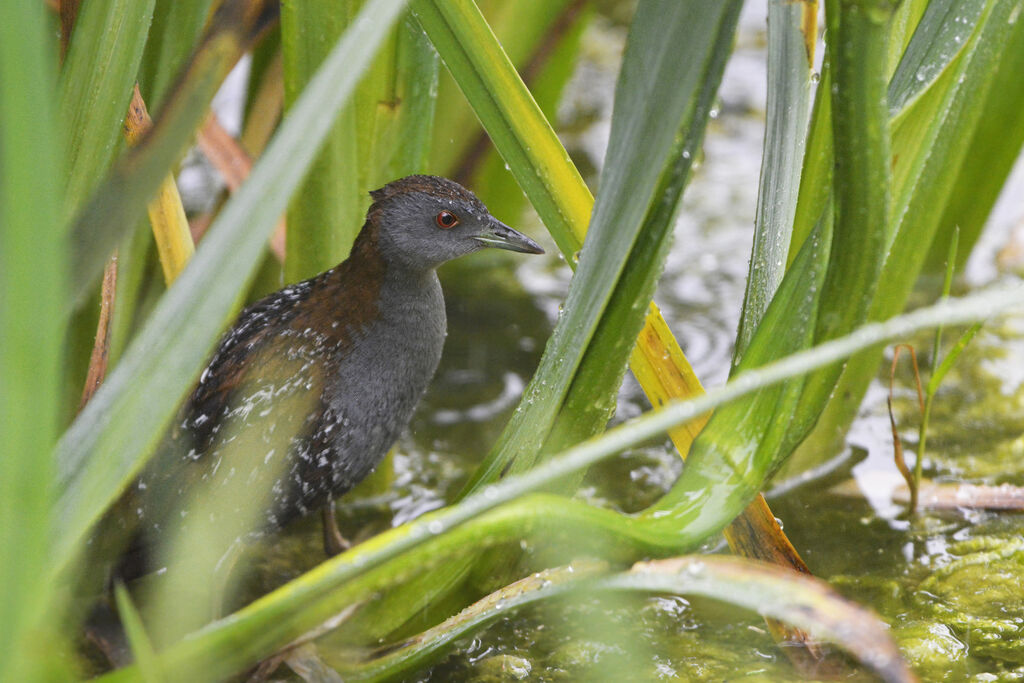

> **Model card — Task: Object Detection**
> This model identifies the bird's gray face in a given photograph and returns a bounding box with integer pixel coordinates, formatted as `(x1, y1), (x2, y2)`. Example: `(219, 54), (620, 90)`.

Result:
(374, 181), (543, 271)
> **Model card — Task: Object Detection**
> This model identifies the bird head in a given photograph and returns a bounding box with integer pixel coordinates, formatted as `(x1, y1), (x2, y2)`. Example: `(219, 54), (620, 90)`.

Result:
(368, 175), (544, 271)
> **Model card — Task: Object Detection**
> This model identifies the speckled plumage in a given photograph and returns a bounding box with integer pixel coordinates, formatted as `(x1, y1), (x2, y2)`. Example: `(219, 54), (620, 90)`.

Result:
(114, 176), (542, 567)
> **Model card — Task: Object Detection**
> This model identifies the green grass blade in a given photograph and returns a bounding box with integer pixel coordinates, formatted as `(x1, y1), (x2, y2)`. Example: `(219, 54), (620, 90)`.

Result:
(928, 225), (960, 392)
(281, 0), (361, 281)
(924, 11), (1024, 272)
(113, 583), (164, 682)
(107, 222), (155, 367)
(915, 227), (962, 502)
(735, 0), (817, 364)
(52, 0), (409, 576)
(928, 324), (982, 397)
(137, 0), (215, 109)
(886, 0), (928, 74)
(887, 0), (986, 117)
(0, 3), (65, 679)
(59, 0), (156, 221)
(786, 64), (833, 266)
(818, 0), (893, 342)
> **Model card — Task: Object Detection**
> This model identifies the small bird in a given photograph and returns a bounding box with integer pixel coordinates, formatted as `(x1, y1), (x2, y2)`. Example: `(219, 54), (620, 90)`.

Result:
(117, 175), (543, 570)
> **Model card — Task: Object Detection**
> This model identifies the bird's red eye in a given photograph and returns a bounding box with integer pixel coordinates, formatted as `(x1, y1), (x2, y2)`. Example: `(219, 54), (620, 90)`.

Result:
(436, 210), (459, 229)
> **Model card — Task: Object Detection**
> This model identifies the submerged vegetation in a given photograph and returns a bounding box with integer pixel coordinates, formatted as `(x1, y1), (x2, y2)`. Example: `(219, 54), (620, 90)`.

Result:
(1, 0), (1023, 679)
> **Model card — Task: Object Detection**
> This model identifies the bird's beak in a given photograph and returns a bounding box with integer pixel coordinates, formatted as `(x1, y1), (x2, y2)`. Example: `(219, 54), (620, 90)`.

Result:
(474, 219), (545, 254)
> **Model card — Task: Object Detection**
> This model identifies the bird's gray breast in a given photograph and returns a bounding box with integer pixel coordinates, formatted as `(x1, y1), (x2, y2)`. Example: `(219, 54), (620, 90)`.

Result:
(317, 269), (446, 495)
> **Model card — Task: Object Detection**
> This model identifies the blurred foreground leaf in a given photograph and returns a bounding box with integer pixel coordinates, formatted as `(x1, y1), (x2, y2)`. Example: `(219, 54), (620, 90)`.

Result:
(0, 3), (65, 680)
(337, 555), (914, 682)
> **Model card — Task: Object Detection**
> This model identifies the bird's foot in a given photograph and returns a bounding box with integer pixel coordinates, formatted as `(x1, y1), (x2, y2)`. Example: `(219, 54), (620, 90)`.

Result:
(321, 502), (351, 557)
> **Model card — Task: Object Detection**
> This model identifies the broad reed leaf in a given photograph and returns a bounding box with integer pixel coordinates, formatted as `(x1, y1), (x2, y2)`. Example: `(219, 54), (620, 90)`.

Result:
(886, 0), (929, 74)
(734, 0), (816, 365)
(819, 0), (893, 341)
(790, 0), (895, 420)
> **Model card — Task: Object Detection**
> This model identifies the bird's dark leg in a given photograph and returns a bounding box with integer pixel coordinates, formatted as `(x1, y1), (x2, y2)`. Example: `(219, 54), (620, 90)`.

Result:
(321, 501), (350, 556)
(83, 600), (132, 669)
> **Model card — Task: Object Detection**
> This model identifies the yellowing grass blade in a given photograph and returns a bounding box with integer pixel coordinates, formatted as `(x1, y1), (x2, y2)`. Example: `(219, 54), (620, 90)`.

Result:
(123, 85), (195, 285)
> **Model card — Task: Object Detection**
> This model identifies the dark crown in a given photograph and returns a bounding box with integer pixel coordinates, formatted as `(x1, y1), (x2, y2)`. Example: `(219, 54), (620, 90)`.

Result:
(369, 175), (483, 209)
